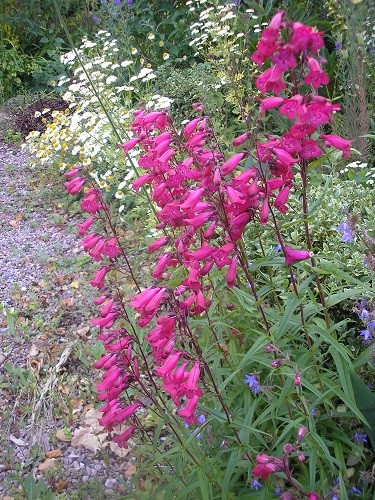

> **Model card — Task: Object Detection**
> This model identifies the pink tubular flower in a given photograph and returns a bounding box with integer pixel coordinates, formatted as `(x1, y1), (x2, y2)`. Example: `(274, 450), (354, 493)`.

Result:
(221, 153), (245, 176)
(64, 176), (85, 195)
(300, 139), (323, 159)
(259, 96), (284, 114)
(304, 57), (329, 89)
(178, 394), (200, 424)
(320, 134), (352, 158)
(102, 238), (121, 259)
(274, 184), (291, 214)
(259, 198), (269, 225)
(284, 246), (312, 266)
(226, 256), (237, 288)
(78, 216), (95, 236)
(64, 167), (81, 179)
(232, 132), (250, 147)
(148, 236), (169, 253)
(307, 493), (321, 500)
(113, 424), (136, 448)
(155, 351), (182, 378)
(184, 362), (202, 398)
(90, 266), (110, 289)
(121, 137), (141, 154)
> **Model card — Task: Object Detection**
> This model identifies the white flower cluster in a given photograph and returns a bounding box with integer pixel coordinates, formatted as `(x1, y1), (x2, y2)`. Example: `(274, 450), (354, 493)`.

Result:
(26, 29), (158, 204)
(340, 160), (375, 185)
(187, 0), (260, 54)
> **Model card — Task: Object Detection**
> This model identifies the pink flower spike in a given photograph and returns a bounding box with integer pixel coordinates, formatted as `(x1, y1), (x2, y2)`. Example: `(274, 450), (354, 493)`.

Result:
(226, 256), (237, 288)
(221, 153), (245, 176)
(284, 246), (312, 266)
(320, 134), (352, 158)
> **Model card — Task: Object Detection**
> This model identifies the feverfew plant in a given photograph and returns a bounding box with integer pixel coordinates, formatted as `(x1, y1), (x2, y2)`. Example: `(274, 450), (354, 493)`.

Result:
(26, 29), (158, 204)
(61, 11), (374, 499)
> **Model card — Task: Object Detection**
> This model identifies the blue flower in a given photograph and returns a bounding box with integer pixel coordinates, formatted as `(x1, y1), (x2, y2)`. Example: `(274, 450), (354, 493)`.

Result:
(360, 309), (370, 321)
(354, 432), (367, 444)
(335, 41), (342, 50)
(274, 488), (282, 496)
(250, 479), (262, 491)
(92, 15), (101, 23)
(244, 374), (261, 394)
(197, 414), (206, 425)
(274, 244), (282, 252)
(360, 329), (372, 342)
(337, 222), (353, 243)
(349, 486), (362, 495)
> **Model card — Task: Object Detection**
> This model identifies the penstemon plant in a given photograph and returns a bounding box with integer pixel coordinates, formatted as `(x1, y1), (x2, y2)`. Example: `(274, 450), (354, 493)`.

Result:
(62, 11), (374, 499)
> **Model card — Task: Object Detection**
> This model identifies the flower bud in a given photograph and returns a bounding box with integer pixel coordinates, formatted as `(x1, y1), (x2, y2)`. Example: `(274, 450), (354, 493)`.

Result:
(264, 344), (275, 353)
(297, 452), (305, 462)
(296, 427), (308, 443)
(271, 358), (283, 368)
(283, 443), (293, 455)
(294, 372), (302, 386)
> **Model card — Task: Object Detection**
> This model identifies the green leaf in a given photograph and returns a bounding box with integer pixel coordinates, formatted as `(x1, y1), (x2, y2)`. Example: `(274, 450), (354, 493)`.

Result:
(349, 370), (375, 450)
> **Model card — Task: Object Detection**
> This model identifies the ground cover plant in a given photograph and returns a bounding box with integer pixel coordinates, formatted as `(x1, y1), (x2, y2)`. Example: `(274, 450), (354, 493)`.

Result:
(4, 0), (373, 498)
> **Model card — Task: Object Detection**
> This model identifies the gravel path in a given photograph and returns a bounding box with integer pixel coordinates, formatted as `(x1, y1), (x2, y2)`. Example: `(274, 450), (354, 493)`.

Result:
(0, 142), (135, 498)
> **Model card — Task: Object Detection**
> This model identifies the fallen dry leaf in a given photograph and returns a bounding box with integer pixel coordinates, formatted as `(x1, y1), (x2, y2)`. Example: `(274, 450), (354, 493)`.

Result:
(38, 458), (57, 471)
(84, 408), (105, 433)
(9, 214), (23, 227)
(109, 440), (131, 458)
(54, 480), (67, 493)
(62, 297), (74, 307)
(76, 325), (90, 337)
(9, 435), (27, 446)
(70, 397), (83, 415)
(56, 429), (71, 442)
(83, 403), (94, 414)
(28, 344), (39, 356)
(124, 463), (137, 478)
(46, 449), (63, 458)
(71, 427), (104, 453)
